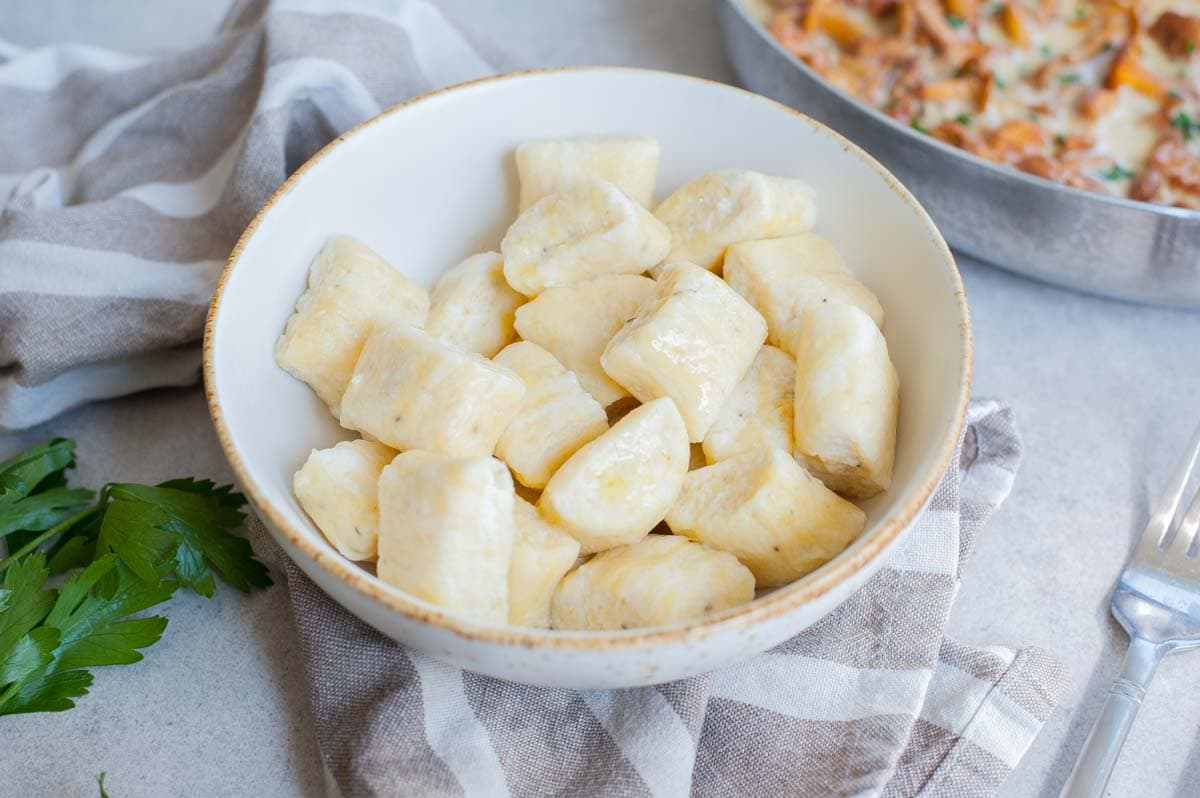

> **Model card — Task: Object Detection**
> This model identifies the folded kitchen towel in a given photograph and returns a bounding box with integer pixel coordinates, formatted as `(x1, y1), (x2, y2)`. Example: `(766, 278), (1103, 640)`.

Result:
(0, 0), (490, 430)
(252, 399), (1070, 798)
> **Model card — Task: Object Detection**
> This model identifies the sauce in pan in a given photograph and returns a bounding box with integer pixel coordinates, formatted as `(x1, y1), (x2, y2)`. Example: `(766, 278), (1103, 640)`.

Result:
(756, 0), (1200, 208)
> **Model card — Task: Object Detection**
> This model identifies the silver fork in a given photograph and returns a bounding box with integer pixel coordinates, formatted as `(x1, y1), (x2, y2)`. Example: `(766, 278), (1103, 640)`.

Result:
(1060, 422), (1200, 798)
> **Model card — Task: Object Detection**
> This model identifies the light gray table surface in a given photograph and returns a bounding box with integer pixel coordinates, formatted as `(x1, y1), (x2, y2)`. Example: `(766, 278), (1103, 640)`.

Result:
(3, 2), (1199, 796)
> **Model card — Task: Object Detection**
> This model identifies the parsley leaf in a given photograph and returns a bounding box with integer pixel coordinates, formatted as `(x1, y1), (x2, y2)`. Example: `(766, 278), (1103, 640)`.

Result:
(0, 437), (92, 542)
(946, 13), (966, 28)
(0, 437), (94, 559)
(0, 487), (95, 542)
(910, 119), (929, 134)
(95, 491), (180, 585)
(0, 438), (76, 498)
(1058, 73), (1081, 84)
(102, 481), (270, 596)
(0, 554), (174, 715)
(956, 112), (973, 126)
(0, 556), (57, 691)
(43, 555), (174, 672)
(47, 533), (99, 575)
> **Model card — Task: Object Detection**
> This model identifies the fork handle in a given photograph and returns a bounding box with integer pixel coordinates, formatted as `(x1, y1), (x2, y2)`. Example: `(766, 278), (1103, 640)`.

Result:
(1060, 636), (1165, 798)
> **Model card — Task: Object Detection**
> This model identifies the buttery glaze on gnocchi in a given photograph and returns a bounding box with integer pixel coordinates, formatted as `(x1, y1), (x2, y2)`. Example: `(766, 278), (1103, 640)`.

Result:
(277, 136), (901, 631)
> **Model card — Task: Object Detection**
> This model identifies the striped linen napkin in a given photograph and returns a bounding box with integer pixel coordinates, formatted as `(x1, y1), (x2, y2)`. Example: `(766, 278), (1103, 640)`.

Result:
(255, 400), (1070, 798)
(0, 0), (489, 429)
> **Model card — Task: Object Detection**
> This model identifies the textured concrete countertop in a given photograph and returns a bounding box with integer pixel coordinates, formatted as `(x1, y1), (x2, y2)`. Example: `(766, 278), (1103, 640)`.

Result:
(3, 1), (1200, 796)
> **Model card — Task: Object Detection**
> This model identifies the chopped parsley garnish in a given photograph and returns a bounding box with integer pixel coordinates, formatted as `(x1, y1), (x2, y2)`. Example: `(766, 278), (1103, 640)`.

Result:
(955, 112), (973, 126)
(994, 76), (1009, 90)
(1168, 90), (1182, 101)
(1172, 111), (1200, 141)
(947, 14), (966, 28)
(1187, 40), (1196, 54)
(1040, 44), (1053, 57)
(1058, 73), (1081, 84)
(1055, 133), (1067, 147)
(910, 119), (929, 134)
(1100, 164), (1135, 181)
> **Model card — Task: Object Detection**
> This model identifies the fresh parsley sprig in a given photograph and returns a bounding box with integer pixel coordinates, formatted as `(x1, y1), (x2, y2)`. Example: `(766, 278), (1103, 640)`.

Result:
(0, 439), (271, 715)
(0, 553), (175, 715)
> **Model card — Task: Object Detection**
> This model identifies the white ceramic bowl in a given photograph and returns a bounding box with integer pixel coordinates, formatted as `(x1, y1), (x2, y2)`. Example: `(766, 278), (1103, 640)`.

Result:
(204, 68), (971, 688)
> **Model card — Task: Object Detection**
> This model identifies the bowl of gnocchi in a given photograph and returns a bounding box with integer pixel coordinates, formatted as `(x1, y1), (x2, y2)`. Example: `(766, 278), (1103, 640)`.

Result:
(204, 67), (971, 688)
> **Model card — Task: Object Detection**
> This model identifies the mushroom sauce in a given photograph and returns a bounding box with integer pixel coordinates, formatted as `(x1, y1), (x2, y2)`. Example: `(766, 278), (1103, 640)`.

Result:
(756, 0), (1200, 208)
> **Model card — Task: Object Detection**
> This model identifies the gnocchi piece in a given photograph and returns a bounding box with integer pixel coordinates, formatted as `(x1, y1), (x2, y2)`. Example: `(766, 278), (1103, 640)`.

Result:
(509, 497), (582, 627)
(793, 304), (899, 499)
(275, 236), (430, 416)
(425, 252), (524, 357)
(550, 535), (755, 630)
(500, 179), (671, 296)
(340, 324), (525, 457)
(724, 234), (883, 357)
(653, 169), (817, 272)
(377, 451), (514, 624)
(292, 439), (395, 561)
(601, 262), (768, 442)
(666, 448), (865, 587)
(514, 273), (656, 406)
(540, 397), (689, 554)
(493, 342), (609, 489)
(702, 345), (795, 464)
(516, 136), (660, 211)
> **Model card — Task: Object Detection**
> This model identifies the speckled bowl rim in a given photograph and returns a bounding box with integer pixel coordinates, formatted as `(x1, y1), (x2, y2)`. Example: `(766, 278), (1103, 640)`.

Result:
(203, 66), (973, 651)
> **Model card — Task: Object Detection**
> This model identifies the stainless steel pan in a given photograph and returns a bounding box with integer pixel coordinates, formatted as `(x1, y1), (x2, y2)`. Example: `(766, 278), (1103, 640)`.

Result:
(718, 0), (1200, 308)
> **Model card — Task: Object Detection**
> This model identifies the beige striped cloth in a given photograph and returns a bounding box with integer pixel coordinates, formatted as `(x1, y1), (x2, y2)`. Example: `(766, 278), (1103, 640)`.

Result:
(0, 0), (490, 429)
(256, 400), (1070, 797)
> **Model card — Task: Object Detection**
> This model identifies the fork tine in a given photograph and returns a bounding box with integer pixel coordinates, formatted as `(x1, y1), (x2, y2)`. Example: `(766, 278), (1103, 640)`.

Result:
(1139, 421), (1200, 554)
(1170, 489), (1200, 558)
